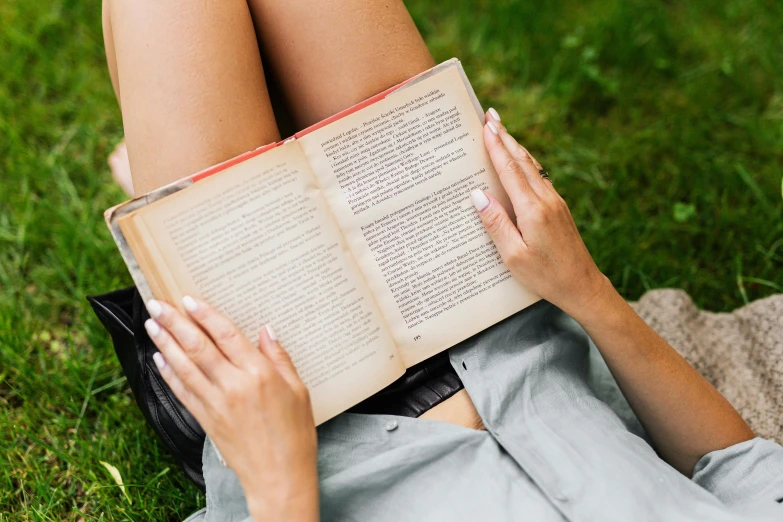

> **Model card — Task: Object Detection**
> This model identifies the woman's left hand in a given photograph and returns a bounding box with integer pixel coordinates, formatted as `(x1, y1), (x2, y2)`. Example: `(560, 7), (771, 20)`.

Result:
(144, 297), (319, 522)
(473, 110), (754, 474)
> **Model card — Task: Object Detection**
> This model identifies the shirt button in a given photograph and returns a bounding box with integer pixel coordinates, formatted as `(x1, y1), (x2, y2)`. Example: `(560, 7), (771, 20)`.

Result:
(385, 420), (399, 431)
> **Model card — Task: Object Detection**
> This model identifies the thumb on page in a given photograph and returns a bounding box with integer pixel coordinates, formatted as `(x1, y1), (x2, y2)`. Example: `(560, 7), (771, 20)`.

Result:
(470, 189), (525, 262)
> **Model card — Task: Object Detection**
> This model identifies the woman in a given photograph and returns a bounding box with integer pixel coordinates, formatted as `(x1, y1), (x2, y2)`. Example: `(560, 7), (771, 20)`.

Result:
(103, 1), (783, 520)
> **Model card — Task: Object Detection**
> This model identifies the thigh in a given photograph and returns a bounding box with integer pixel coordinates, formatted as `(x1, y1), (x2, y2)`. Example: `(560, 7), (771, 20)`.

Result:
(102, 0), (120, 107)
(105, 0), (280, 194)
(247, 0), (435, 129)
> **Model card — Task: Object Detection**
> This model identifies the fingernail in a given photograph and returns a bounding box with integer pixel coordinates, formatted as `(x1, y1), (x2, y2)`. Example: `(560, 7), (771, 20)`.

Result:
(488, 107), (501, 122)
(487, 121), (499, 135)
(152, 352), (167, 370)
(265, 324), (278, 342)
(470, 189), (490, 212)
(183, 295), (198, 312)
(147, 299), (162, 319)
(145, 318), (161, 338)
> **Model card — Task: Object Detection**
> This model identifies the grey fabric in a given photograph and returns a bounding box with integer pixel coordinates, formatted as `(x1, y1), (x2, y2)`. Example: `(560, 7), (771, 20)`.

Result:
(693, 437), (783, 507)
(190, 301), (783, 521)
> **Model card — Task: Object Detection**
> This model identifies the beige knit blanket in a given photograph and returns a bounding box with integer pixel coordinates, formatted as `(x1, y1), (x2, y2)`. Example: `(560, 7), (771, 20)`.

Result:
(631, 289), (783, 444)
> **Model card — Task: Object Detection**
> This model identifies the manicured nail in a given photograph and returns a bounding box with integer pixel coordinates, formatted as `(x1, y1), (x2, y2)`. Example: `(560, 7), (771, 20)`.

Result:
(145, 318), (161, 338)
(488, 107), (501, 121)
(265, 324), (278, 342)
(487, 121), (498, 135)
(152, 352), (167, 370)
(183, 295), (198, 313)
(146, 299), (162, 318)
(470, 189), (490, 212)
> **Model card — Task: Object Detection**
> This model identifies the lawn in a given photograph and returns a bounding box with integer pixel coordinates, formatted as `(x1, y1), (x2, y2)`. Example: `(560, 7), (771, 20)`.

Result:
(1, 0), (781, 519)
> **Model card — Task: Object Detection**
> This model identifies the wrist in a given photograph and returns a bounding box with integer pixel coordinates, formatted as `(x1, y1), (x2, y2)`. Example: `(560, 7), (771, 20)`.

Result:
(561, 272), (623, 327)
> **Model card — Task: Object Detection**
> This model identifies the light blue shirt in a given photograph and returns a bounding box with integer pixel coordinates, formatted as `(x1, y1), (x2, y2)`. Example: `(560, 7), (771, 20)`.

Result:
(197, 301), (783, 521)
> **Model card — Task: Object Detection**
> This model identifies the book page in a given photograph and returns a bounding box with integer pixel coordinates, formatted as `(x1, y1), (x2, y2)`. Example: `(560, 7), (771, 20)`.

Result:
(120, 141), (404, 424)
(299, 65), (540, 368)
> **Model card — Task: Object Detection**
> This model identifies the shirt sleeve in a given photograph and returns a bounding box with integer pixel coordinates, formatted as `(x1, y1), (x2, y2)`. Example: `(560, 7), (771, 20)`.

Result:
(692, 437), (783, 506)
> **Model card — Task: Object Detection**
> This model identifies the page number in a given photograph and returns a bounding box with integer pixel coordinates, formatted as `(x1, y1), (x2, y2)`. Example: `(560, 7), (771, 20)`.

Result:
(413, 335), (422, 342)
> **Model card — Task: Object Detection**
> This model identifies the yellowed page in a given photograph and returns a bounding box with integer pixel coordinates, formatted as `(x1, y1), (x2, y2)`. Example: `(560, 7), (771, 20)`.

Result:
(299, 65), (540, 368)
(124, 141), (404, 425)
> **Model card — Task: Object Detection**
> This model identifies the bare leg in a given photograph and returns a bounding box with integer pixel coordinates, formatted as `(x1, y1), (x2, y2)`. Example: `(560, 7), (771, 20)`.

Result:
(107, 140), (133, 196)
(102, 0), (432, 192)
(102, 1), (135, 197)
(102, 0), (120, 108)
(103, 0), (280, 194)
(246, 0), (435, 129)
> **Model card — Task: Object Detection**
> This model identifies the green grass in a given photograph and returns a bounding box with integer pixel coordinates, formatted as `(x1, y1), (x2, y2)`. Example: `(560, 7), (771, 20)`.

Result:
(1, 0), (781, 519)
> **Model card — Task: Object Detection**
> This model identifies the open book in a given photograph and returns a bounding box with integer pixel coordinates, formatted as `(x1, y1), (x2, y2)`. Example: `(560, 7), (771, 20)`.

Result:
(106, 59), (539, 425)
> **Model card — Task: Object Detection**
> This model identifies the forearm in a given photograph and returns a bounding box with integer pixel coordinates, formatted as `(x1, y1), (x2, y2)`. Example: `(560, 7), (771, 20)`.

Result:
(566, 276), (754, 476)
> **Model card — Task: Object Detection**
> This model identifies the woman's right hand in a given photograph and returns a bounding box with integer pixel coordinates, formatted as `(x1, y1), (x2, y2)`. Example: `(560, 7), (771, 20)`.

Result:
(143, 298), (319, 522)
(471, 109), (611, 320)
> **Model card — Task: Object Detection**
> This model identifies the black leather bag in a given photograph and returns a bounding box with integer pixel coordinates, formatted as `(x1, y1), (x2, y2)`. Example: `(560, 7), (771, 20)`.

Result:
(88, 287), (463, 491)
(88, 287), (208, 489)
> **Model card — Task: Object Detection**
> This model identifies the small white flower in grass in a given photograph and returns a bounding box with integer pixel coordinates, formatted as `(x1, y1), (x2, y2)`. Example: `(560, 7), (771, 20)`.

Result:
(99, 461), (132, 504)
